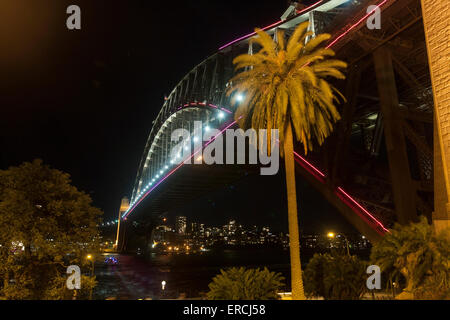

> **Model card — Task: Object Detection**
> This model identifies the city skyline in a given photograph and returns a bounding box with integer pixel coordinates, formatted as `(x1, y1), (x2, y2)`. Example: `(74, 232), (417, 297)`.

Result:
(149, 216), (371, 250)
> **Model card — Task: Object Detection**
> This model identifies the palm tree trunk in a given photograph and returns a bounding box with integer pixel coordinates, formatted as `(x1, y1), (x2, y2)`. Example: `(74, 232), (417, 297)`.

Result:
(283, 121), (306, 300)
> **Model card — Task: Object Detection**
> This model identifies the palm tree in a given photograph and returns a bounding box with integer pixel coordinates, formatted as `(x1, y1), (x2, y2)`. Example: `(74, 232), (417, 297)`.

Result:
(227, 22), (347, 299)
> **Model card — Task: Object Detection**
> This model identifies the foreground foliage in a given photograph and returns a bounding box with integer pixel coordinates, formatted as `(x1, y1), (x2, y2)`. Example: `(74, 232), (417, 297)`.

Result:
(304, 252), (367, 299)
(371, 217), (450, 299)
(0, 160), (102, 299)
(227, 20), (347, 300)
(207, 267), (285, 300)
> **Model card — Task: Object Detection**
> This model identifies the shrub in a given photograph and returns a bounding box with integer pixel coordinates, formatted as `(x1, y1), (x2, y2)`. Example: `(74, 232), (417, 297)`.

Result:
(304, 252), (367, 300)
(207, 267), (285, 300)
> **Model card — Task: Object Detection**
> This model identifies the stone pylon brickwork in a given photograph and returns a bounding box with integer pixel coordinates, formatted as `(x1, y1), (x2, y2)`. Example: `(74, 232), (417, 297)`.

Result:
(421, 0), (450, 231)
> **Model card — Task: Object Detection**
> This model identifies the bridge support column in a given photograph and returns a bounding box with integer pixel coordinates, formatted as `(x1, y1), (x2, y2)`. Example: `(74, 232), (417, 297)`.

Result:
(421, 0), (450, 233)
(373, 47), (417, 224)
(115, 197), (129, 252)
(331, 67), (361, 186)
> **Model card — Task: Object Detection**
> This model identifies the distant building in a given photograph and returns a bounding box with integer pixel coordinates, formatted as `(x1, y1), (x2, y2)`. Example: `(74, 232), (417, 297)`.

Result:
(153, 225), (172, 242)
(302, 234), (319, 248)
(191, 222), (199, 234)
(175, 216), (187, 235)
(228, 220), (236, 234)
(205, 227), (212, 238)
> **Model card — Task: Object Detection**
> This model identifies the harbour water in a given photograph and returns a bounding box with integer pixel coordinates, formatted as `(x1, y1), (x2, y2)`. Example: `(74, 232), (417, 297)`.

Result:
(94, 247), (369, 299)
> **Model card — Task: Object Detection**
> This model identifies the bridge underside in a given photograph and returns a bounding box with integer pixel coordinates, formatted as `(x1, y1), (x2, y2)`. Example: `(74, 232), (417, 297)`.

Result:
(128, 163), (259, 219)
(126, 152), (387, 242)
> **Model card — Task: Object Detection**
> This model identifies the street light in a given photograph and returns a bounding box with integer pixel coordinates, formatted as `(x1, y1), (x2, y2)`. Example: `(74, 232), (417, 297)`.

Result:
(327, 232), (350, 256)
(86, 254), (95, 300)
(161, 280), (166, 291)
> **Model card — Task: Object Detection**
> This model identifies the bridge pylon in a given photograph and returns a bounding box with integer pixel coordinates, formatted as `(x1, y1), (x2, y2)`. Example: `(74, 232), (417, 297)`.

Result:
(114, 197), (129, 252)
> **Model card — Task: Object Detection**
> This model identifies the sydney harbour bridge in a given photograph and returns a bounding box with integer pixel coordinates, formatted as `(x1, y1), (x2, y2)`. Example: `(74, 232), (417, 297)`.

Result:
(113, 0), (434, 249)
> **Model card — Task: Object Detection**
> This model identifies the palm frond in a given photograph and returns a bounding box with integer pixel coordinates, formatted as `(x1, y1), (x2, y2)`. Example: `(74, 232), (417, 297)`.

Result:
(228, 22), (347, 154)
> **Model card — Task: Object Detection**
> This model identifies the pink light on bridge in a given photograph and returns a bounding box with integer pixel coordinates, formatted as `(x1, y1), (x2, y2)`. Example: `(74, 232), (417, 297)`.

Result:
(291, 148), (389, 234)
(326, 0), (388, 49)
(175, 102), (231, 113)
(218, 0), (324, 51)
(218, 20), (282, 50)
(207, 103), (233, 114)
(293, 151), (326, 180)
(336, 187), (390, 234)
(295, 0), (324, 15)
(218, 0), (389, 56)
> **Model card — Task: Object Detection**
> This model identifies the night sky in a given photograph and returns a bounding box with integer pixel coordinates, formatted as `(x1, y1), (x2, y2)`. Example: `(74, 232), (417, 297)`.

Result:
(0, 0), (356, 234)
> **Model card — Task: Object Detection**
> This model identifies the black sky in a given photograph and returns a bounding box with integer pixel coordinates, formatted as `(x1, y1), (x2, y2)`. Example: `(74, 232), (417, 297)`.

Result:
(0, 0), (356, 234)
